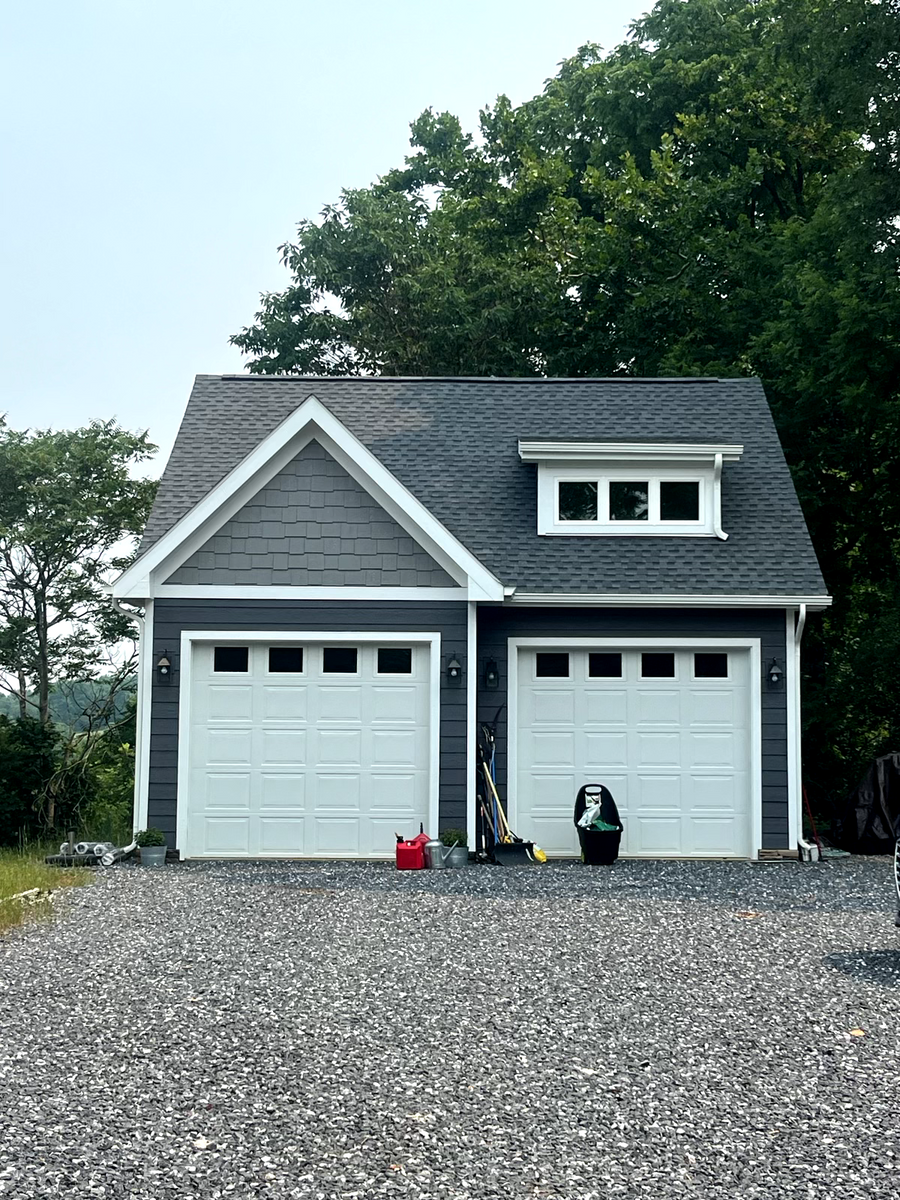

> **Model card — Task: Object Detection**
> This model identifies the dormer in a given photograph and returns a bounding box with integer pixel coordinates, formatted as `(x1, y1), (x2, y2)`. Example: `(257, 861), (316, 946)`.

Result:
(518, 441), (743, 540)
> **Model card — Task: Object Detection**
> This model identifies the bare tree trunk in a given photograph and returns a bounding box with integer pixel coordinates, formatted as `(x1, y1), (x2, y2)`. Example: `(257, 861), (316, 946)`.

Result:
(36, 594), (50, 727)
(17, 669), (27, 721)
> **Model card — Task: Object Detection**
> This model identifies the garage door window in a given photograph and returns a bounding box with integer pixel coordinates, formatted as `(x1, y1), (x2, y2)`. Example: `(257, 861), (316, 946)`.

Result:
(641, 652), (675, 678)
(322, 646), (358, 673)
(589, 652), (623, 678)
(268, 647), (304, 673)
(377, 647), (413, 674)
(213, 646), (249, 672)
(535, 652), (570, 678)
(694, 652), (728, 678)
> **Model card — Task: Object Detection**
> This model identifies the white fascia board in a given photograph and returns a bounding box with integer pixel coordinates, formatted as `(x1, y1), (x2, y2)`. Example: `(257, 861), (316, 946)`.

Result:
(519, 441), (743, 463)
(154, 585), (468, 601)
(509, 592), (832, 609)
(112, 395), (503, 601)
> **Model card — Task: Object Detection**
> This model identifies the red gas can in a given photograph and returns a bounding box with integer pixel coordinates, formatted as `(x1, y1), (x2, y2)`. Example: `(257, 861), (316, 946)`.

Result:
(395, 827), (430, 870)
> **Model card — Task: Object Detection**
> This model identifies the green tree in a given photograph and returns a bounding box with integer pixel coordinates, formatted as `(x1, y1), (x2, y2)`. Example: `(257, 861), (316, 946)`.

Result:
(0, 420), (156, 828)
(232, 0), (900, 812)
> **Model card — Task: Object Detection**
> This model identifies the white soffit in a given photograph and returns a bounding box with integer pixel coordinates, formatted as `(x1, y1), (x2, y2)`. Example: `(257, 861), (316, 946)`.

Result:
(518, 441), (744, 463)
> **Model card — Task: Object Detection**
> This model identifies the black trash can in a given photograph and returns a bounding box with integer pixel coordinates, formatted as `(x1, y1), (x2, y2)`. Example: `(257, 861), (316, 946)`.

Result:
(574, 783), (623, 865)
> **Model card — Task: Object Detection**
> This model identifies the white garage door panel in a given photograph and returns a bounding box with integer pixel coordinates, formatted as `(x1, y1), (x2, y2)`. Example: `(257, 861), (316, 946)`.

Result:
(516, 647), (753, 858)
(184, 641), (432, 858)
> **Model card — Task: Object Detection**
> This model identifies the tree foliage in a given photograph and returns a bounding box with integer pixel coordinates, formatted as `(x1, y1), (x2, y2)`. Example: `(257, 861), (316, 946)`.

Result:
(233, 0), (900, 812)
(0, 419), (156, 830)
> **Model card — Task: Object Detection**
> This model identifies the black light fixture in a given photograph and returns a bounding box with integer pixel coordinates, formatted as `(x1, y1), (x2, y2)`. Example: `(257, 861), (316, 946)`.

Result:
(767, 658), (783, 686)
(484, 657), (499, 690)
(446, 656), (462, 683)
(156, 651), (172, 682)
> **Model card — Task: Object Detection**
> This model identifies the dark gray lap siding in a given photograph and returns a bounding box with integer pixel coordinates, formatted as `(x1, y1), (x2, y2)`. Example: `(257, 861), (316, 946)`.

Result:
(476, 607), (790, 849)
(149, 599), (468, 850)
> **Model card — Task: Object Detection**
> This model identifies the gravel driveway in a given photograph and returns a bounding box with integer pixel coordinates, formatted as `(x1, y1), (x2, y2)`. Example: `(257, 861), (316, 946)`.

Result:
(1, 858), (899, 1199)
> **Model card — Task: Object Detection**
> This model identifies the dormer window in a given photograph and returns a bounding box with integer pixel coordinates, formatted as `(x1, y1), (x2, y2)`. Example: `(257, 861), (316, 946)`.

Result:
(519, 441), (743, 540)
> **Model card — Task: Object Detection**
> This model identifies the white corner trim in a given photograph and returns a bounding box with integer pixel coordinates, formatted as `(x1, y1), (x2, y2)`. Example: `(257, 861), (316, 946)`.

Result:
(134, 599), (153, 832)
(153, 585), (468, 602)
(175, 629), (442, 859)
(519, 440), (743, 463)
(466, 601), (477, 852)
(506, 636), (762, 861)
(713, 452), (728, 541)
(112, 395), (503, 601)
(786, 605), (807, 851)
(508, 593), (832, 610)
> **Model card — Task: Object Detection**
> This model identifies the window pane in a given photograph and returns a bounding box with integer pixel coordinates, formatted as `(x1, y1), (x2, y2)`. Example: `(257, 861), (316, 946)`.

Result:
(559, 480), (597, 521)
(609, 481), (649, 521)
(214, 646), (248, 673)
(660, 481), (700, 521)
(694, 652), (728, 678)
(323, 646), (358, 673)
(641, 652), (675, 678)
(268, 647), (303, 673)
(378, 647), (412, 674)
(535, 652), (570, 678)
(589, 652), (622, 678)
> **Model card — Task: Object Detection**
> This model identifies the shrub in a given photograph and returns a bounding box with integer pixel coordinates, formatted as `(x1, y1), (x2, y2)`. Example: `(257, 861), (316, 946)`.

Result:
(440, 827), (467, 847)
(135, 828), (166, 847)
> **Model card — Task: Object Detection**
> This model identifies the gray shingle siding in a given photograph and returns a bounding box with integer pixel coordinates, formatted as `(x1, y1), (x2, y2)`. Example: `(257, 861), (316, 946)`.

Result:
(148, 599), (467, 851)
(139, 375), (827, 599)
(475, 606), (790, 850)
(166, 440), (454, 587)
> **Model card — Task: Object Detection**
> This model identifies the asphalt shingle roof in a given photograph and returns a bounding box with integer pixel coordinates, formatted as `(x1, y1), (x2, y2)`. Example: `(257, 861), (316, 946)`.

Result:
(139, 375), (827, 597)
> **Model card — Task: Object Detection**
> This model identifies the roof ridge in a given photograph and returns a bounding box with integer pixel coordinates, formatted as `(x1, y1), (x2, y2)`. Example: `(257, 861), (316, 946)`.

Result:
(207, 374), (748, 384)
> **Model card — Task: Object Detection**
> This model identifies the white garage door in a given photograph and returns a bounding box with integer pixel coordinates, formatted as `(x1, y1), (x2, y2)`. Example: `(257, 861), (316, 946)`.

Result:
(183, 639), (433, 858)
(515, 646), (753, 858)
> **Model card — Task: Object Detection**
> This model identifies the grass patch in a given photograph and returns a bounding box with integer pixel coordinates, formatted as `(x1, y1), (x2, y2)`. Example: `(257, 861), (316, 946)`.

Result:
(0, 850), (92, 935)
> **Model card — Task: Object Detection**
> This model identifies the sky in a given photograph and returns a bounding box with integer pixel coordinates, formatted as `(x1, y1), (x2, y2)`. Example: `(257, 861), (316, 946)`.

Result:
(1, 0), (647, 470)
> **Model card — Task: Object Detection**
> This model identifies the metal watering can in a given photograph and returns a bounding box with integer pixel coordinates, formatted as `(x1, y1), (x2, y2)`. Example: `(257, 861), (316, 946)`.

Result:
(424, 839), (458, 869)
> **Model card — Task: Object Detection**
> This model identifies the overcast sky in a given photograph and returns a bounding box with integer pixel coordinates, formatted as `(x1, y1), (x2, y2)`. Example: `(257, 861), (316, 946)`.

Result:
(1, 0), (645, 469)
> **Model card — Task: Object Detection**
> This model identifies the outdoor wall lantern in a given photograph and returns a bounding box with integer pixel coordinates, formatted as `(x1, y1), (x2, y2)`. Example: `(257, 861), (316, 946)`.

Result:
(484, 657), (499, 690)
(767, 658), (784, 687)
(446, 656), (463, 683)
(156, 651), (172, 682)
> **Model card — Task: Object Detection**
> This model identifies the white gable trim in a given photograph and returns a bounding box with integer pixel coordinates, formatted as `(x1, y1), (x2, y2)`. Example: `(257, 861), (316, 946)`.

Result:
(111, 396), (503, 601)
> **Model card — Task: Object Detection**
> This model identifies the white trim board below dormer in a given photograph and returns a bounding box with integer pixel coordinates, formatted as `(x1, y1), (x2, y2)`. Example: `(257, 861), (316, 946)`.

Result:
(111, 396), (504, 603)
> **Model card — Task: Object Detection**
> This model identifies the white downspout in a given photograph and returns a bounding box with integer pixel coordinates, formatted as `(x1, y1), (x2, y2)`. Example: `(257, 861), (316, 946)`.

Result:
(713, 453), (729, 540)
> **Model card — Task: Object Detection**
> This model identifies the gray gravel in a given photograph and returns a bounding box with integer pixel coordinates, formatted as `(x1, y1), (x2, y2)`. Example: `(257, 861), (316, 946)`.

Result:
(2, 857), (900, 1199)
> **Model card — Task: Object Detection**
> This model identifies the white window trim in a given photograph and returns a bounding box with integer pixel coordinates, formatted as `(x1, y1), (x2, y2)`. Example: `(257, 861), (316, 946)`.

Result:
(506, 637), (762, 860)
(264, 646), (306, 677)
(533, 651), (574, 681)
(112, 396), (503, 602)
(638, 651), (679, 680)
(539, 463), (717, 537)
(374, 646), (415, 677)
(690, 651), (732, 682)
(176, 630), (441, 859)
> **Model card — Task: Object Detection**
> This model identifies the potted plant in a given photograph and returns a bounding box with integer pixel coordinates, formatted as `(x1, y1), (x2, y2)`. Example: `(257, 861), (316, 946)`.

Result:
(136, 828), (168, 867)
(440, 827), (469, 868)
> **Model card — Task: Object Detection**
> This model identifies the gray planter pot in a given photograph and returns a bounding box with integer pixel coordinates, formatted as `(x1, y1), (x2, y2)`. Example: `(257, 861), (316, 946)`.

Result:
(446, 845), (469, 868)
(140, 845), (167, 867)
